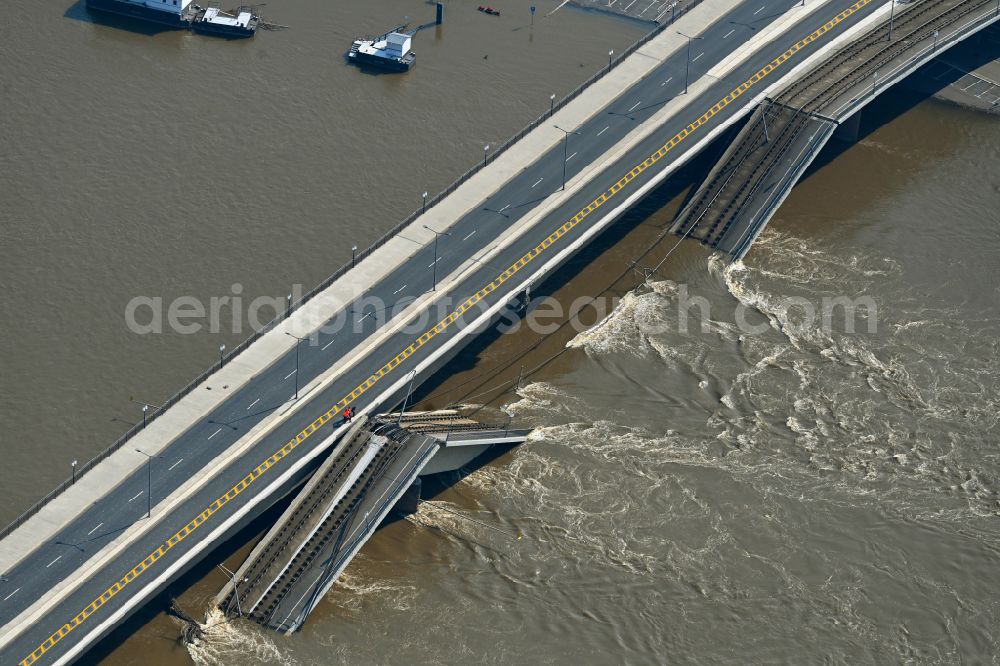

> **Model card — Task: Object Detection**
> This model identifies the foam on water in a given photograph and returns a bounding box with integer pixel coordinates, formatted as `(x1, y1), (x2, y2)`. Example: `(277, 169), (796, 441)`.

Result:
(185, 608), (294, 666)
(330, 561), (420, 614)
(279, 104), (1000, 664)
(557, 225), (1000, 520)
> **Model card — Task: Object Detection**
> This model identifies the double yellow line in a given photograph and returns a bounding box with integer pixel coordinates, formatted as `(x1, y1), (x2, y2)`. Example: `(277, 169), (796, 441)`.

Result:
(20, 2), (870, 662)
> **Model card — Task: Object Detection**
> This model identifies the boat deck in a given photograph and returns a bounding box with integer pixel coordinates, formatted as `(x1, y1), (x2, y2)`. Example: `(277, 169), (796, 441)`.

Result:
(200, 6), (255, 28)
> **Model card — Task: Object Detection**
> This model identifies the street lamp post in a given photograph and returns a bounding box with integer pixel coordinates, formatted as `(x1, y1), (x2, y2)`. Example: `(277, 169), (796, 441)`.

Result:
(130, 396), (163, 415)
(352, 245), (358, 268)
(678, 32), (704, 95)
(218, 564), (246, 617)
(608, 49), (614, 67)
(550, 93), (556, 116)
(218, 344), (226, 369)
(932, 29), (939, 50)
(71, 460), (77, 484)
(422, 226), (452, 291)
(483, 144), (490, 167)
(285, 332), (306, 400)
(422, 191), (428, 215)
(142, 403), (149, 428)
(397, 371), (416, 425)
(286, 293), (292, 314)
(887, 0), (895, 41)
(554, 124), (581, 191)
(135, 449), (154, 519)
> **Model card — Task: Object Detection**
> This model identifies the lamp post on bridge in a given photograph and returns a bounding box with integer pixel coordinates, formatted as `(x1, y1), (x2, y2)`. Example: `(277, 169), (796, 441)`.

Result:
(608, 49), (614, 68)
(550, 93), (556, 116)
(285, 331), (307, 401)
(397, 371), (417, 425)
(219, 343), (226, 369)
(135, 449), (157, 519)
(483, 144), (490, 167)
(932, 29), (939, 51)
(423, 225), (452, 292)
(71, 460), (77, 485)
(218, 564), (247, 617)
(422, 191), (428, 215)
(554, 124), (581, 191)
(352, 244), (358, 268)
(129, 396), (163, 428)
(887, 0), (895, 41)
(678, 32), (704, 95)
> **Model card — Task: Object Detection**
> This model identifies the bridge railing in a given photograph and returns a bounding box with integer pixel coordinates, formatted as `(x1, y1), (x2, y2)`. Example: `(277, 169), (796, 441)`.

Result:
(0, 4), (706, 543)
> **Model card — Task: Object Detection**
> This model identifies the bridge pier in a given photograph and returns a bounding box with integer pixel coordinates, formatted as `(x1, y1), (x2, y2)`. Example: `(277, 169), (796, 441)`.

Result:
(832, 109), (862, 143)
(394, 477), (422, 516)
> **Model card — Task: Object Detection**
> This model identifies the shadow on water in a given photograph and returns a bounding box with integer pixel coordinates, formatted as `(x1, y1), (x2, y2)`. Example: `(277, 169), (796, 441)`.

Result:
(82, 444), (516, 661)
(404, 38), (1000, 409)
(341, 54), (413, 77)
(804, 33), (1000, 179)
(417, 445), (518, 504)
(64, 0), (182, 36)
(76, 33), (1000, 662)
(405, 137), (729, 411)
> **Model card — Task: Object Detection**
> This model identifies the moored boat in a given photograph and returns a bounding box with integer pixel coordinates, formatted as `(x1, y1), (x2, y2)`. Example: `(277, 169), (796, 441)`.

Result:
(84, 0), (259, 38)
(348, 27), (416, 72)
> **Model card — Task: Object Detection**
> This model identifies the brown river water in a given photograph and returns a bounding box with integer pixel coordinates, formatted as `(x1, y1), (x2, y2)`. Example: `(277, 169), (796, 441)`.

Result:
(2, 0), (999, 664)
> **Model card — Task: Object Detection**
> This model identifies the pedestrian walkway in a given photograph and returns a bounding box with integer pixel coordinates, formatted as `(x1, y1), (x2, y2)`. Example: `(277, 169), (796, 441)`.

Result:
(571, 0), (700, 23)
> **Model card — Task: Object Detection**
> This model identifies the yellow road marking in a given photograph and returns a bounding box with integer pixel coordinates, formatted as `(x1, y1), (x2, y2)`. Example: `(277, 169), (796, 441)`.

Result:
(19, 2), (870, 662)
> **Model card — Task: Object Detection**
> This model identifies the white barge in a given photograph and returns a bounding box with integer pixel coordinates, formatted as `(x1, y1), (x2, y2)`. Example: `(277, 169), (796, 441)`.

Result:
(348, 28), (416, 72)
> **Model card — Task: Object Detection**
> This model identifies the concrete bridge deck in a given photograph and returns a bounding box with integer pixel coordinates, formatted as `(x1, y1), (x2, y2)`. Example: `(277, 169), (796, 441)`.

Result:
(0, 0), (900, 662)
(215, 416), (436, 634)
(671, 0), (1000, 258)
(213, 412), (529, 635)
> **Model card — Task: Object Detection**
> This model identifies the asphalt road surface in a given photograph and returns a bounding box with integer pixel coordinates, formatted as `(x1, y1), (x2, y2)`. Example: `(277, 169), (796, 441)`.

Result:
(0, 0), (884, 663)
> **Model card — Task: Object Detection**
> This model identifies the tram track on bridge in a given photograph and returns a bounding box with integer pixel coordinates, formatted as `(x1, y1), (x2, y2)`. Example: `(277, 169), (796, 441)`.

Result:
(672, 0), (997, 253)
(9, 0), (889, 662)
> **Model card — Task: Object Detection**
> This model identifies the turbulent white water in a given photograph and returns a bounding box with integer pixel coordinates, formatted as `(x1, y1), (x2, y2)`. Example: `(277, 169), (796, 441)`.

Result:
(493, 216), (999, 662)
(186, 609), (292, 666)
(563, 227), (1000, 513)
(175, 68), (1000, 666)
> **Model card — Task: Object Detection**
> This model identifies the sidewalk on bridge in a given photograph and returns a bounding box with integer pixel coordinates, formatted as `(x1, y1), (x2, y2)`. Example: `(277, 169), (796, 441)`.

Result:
(1, 0), (855, 652)
(0, 0), (852, 577)
(0, 0), (754, 580)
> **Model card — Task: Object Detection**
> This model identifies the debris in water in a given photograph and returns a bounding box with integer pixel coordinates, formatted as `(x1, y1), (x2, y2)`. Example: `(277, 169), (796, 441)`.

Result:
(168, 598), (205, 644)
